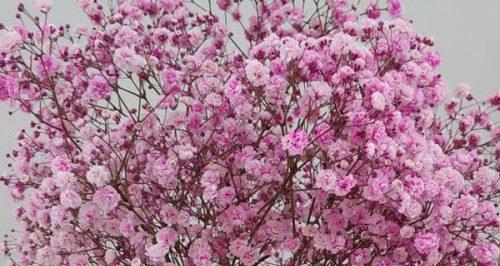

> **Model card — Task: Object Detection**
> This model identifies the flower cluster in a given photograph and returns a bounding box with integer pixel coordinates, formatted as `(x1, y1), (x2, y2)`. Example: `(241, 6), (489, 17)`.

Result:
(0, 0), (498, 265)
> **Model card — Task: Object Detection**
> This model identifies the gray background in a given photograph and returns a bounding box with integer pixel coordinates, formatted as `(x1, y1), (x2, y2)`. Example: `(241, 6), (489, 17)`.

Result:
(0, 0), (499, 262)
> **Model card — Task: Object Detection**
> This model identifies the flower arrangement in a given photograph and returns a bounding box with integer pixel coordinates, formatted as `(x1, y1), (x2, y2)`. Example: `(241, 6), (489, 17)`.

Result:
(0, 0), (498, 265)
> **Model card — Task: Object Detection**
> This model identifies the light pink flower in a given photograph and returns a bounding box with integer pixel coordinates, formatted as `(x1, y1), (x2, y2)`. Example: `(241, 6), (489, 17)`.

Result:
(371, 91), (385, 111)
(281, 129), (309, 155)
(333, 174), (357, 196)
(414, 233), (439, 254)
(452, 194), (478, 218)
(86, 165), (111, 188)
(245, 60), (270, 87)
(145, 243), (168, 262)
(114, 26), (138, 47)
(156, 227), (178, 248)
(113, 47), (146, 73)
(60, 189), (82, 209)
(88, 75), (112, 99)
(93, 186), (120, 212)
(35, 0), (52, 12)
(472, 243), (499, 263)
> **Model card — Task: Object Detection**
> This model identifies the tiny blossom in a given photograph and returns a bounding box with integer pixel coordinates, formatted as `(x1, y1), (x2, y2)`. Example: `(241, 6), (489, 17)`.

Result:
(245, 59), (270, 87)
(92, 185), (120, 212)
(455, 83), (472, 98)
(473, 166), (497, 190)
(205, 92), (223, 107)
(189, 240), (212, 266)
(308, 81), (332, 100)
(68, 254), (89, 266)
(88, 75), (112, 99)
(414, 233), (439, 254)
(35, 0), (53, 13)
(216, 0), (232, 11)
(400, 225), (415, 238)
(36, 246), (60, 265)
(452, 194), (478, 218)
(281, 129), (309, 155)
(0, 31), (22, 53)
(60, 189), (82, 209)
(371, 91), (386, 111)
(316, 169), (338, 191)
(387, 0), (402, 17)
(472, 243), (500, 264)
(113, 47), (147, 73)
(86, 165), (111, 187)
(145, 244), (168, 262)
(175, 144), (196, 160)
(114, 26), (138, 47)
(333, 174), (357, 196)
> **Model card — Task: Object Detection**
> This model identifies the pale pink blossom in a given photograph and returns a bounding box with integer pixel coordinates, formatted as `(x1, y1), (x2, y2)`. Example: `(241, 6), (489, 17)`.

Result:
(245, 59), (270, 87)
(35, 0), (52, 13)
(281, 129), (309, 155)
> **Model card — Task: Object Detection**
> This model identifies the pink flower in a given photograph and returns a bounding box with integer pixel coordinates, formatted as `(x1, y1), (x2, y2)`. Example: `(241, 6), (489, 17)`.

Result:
(316, 169), (338, 192)
(240, 249), (259, 266)
(160, 0), (180, 11)
(362, 176), (389, 201)
(175, 144), (197, 160)
(88, 75), (112, 99)
(452, 194), (478, 219)
(60, 189), (82, 209)
(455, 83), (471, 98)
(113, 47), (147, 73)
(205, 92), (223, 107)
(0, 75), (18, 101)
(245, 60), (270, 87)
(472, 243), (499, 263)
(414, 232), (439, 254)
(333, 174), (357, 196)
(86, 165), (111, 188)
(218, 187), (235, 206)
(0, 31), (23, 53)
(35, 0), (52, 13)
(93, 186), (120, 212)
(36, 246), (60, 265)
(434, 167), (465, 193)
(473, 166), (497, 191)
(114, 26), (138, 47)
(0, 1), (498, 265)
(189, 240), (212, 266)
(229, 239), (249, 257)
(51, 156), (71, 172)
(399, 226), (415, 239)
(68, 254), (90, 266)
(130, 258), (142, 266)
(371, 91), (386, 111)
(477, 201), (496, 223)
(387, 0), (402, 18)
(313, 123), (333, 147)
(155, 227), (178, 248)
(161, 69), (181, 93)
(145, 243), (168, 262)
(308, 81), (332, 100)
(281, 129), (309, 155)
(327, 235), (346, 253)
(281, 238), (300, 252)
(216, 0), (232, 11)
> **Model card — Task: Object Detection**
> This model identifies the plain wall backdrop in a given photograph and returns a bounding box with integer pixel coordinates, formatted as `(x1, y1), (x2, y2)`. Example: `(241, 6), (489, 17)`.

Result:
(0, 0), (498, 262)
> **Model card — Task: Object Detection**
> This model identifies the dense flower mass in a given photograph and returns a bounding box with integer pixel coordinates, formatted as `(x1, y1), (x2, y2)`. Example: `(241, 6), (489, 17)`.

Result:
(0, 0), (498, 265)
